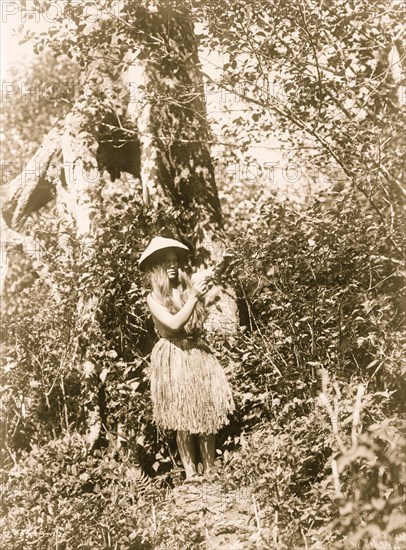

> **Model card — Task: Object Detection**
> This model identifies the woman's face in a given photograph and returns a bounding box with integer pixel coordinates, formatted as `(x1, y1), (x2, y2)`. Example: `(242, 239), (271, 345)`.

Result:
(160, 249), (179, 281)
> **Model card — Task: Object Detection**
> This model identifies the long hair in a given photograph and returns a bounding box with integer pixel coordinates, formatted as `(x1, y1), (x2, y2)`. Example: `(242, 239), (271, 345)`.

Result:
(148, 264), (207, 334)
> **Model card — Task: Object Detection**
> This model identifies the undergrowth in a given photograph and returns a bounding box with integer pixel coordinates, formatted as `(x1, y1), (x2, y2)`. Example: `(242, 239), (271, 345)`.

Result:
(1, 186), (405, 549)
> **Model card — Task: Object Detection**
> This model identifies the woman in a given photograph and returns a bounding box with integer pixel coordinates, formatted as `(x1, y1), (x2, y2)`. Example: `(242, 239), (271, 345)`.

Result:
(139, 236), (235, 482)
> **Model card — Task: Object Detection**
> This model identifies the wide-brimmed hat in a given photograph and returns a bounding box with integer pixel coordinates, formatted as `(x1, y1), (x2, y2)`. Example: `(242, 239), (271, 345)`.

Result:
(138, 236), (190, 271)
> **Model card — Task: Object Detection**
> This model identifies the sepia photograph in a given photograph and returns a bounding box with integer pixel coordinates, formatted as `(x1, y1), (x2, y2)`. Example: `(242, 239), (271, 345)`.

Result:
(1, 1), (405, 548)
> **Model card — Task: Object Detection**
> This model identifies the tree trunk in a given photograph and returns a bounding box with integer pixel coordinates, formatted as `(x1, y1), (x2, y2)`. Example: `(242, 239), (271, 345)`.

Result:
(2, 124), (63, 229)
(122, 1), (239, 336)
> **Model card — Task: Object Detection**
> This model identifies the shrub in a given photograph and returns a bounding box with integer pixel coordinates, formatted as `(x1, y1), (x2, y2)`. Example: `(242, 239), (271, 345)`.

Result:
(0, 432), (161, 550)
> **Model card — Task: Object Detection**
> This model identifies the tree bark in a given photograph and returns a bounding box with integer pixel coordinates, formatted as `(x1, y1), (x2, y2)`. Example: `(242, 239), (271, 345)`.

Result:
(123, 3), (223, 238)
(2, 124), (63, 230)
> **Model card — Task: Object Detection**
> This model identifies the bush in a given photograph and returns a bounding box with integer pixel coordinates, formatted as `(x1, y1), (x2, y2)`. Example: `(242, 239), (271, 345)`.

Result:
(224, 191), (405, 425)
(0, 190), (184, 473)
(0, 432), (162, 550)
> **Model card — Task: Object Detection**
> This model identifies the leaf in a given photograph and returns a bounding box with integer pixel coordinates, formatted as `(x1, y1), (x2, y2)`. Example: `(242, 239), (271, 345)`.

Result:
(371, 498), (385, 511)
(386, 513), (405, 534)
(83, 361), (95, 377)
(336, 445), (376, 473)
(99, 368), (109, 383)
(242, 392), (253, 403)
(129, 380), (140, 391)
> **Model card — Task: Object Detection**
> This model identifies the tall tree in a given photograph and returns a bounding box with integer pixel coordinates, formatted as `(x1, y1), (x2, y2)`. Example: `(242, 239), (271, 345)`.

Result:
(2, 0), (238, 446)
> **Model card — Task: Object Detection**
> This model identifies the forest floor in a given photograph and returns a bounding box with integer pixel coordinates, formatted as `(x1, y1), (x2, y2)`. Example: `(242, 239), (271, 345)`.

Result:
(154, 479), (272, 549)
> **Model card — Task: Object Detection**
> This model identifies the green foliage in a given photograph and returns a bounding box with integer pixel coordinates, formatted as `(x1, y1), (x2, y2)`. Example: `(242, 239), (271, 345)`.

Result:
(201, 0), (405, 224)
(2, 191), (160, 467)
(1, 51), (79, 165)
(1, 432), (160, 550)
(217, 399), (405, 549)
(331, 418), (406, 549)
(215, 187), (405, 548)
(226, 190), (405, 420)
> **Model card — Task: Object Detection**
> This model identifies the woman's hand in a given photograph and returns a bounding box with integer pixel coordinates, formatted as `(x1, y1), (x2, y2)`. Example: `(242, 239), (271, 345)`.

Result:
(191, 278), (210, 300)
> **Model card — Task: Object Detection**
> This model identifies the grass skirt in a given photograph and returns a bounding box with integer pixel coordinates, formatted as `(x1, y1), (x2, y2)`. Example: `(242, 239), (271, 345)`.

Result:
(150, 335), (235, 434)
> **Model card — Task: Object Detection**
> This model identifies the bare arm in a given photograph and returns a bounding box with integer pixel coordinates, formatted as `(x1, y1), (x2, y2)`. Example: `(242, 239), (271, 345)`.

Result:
(147, 280), (208, 333)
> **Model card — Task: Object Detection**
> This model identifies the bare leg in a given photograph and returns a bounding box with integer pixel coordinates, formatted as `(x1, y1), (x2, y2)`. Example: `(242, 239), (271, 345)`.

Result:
(198, 433), (215, 474)
(176, 431), (197, 479)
